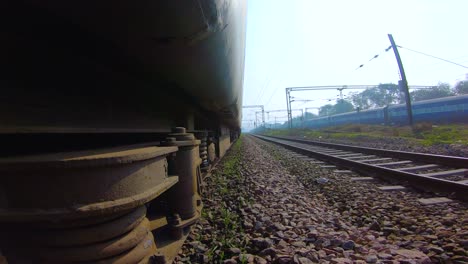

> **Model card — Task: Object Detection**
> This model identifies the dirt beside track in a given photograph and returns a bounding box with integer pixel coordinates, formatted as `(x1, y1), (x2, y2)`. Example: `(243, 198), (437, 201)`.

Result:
(176, 135), (468, 264)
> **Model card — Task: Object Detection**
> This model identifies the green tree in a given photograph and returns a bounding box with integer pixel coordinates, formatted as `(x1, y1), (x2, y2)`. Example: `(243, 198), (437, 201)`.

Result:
(335, 99), (354, 114)
(350, 91), (370, 110)
(319, 104), (335, 116)
(454, 79), (468, 95)
(318, 100), (354, 116)
(410, 82), (454, 101)
(351, 83), (404, 109)
(304, 112), (317, 119)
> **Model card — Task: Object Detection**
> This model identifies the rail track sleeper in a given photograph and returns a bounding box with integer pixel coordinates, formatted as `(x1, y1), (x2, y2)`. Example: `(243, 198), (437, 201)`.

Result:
(351, 177), (375, 181)
(418, 197), (454, 205)
(308, 161), (325, 164)
(378, 160), (413, 167)
(333, 170), (353, 174)
(456, 179), (468, 184)
(345, 155), (377, 160)
(255, 135), (468, 202)
(359, 158), (393, 163)
(378, 185), (407, 191)
(318, 151), (346, 154)
(317, 148), (343, 151)
(420, 168), (468, 178)
(396, 164), (439, 172)
(268, 135), (468, 169)
(335, 153), (365, 158)
(320, 151), (350, 155)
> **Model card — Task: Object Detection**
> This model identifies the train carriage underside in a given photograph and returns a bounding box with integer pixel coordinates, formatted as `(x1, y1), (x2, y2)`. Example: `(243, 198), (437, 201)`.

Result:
(0, 1), (246, 263)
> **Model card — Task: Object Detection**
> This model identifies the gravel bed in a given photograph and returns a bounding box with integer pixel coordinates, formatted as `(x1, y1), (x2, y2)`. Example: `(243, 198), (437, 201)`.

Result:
(176, 135), (468, 264)
(285, 135), (468, 157)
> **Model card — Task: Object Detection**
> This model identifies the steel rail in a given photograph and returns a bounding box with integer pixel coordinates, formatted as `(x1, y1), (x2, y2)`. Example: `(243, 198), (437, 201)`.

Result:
(253, 135), (468, 202)
(266, 135), (468, 169)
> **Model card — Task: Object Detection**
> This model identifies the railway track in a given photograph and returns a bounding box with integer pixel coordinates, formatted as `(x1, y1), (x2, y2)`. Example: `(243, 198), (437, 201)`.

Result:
(253, 134), (468, 202)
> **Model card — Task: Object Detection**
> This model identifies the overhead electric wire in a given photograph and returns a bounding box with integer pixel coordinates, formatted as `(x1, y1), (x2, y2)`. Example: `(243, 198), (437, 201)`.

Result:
(355, 46), (392, 70)
(263, 39), (294, 106)
(407, 56), (468, 75)
(254, 69), (276, 104)
(397, 45), (468, 69)
(255, 41), (292, 105)
(265, 79), (284, 106)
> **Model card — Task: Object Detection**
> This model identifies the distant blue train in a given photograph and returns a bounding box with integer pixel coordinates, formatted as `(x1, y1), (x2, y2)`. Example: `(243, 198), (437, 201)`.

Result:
(304, 95), (468, 128)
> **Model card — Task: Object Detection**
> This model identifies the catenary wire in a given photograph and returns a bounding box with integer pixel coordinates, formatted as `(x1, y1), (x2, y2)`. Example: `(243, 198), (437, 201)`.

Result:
(397, 45), (468, 69)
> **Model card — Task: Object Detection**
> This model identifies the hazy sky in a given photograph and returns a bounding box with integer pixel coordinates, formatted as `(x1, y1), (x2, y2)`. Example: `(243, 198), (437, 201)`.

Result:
(241, 0), (468, 129)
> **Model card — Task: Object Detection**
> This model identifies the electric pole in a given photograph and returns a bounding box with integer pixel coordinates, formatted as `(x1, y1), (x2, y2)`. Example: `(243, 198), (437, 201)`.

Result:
(286, 88), (292, 128)
(388, 34), (414, 126)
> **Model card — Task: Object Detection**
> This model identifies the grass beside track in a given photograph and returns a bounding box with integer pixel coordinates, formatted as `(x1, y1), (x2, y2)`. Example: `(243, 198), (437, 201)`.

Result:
(263, 123), (468, 146)
(181, 136), (252, 263)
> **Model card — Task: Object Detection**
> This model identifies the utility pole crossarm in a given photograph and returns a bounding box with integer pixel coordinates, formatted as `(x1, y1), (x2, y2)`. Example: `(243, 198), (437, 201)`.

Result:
(243, 105), (265, 128)
(286, 85), (376, 91)
(265, 109), (303, 114)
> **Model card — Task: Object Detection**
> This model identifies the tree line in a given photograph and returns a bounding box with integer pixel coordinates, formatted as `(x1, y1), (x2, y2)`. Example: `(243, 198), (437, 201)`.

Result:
(315, 76), (468, 117)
